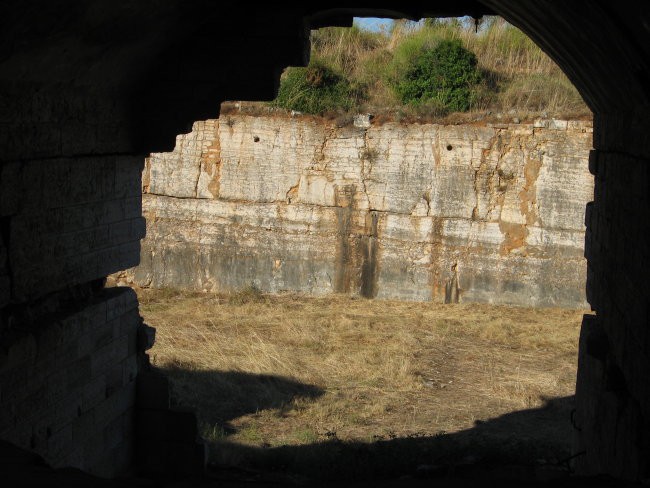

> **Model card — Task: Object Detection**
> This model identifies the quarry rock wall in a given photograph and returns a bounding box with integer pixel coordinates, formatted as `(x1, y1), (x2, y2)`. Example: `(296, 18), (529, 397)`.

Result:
(126, 113), (593, 308)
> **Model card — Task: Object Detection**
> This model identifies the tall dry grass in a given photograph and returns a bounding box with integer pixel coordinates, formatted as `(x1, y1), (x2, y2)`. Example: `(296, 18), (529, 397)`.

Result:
(306, 17), (588, 117)
(139, 288), (585, 461)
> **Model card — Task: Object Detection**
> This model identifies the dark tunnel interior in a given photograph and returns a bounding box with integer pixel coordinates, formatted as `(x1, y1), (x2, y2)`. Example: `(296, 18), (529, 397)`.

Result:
(1, 1), (649, 485)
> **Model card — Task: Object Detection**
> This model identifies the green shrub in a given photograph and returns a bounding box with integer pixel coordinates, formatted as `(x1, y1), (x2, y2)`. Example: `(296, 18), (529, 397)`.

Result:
(394, 39), (483, 112)
(273, 59), (361, 114)
(269, 18), (589, 117)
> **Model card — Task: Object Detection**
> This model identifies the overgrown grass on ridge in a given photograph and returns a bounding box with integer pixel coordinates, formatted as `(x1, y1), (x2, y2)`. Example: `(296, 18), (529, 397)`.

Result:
(139, 287), (587, 480)
(271, 17), (589, 118)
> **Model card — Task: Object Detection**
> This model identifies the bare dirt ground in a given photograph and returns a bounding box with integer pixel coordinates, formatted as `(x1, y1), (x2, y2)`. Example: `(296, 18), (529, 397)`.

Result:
(137, 288), (589, 483)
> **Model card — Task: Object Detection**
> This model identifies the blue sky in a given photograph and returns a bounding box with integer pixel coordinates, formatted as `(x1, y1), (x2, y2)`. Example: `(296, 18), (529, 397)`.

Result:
(354, 16), (480, 33)
(353, 17), (394, 32)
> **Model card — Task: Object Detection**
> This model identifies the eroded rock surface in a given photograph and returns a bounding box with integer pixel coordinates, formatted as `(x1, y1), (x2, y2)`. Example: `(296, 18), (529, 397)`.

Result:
(126, 113), (593, 308)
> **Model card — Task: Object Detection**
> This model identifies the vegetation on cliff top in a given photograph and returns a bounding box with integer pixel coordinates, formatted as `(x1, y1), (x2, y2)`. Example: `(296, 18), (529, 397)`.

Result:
(272, 17), (589, 119)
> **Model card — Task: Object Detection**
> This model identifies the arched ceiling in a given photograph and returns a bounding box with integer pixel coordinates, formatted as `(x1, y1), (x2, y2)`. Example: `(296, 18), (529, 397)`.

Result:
(1, 1), (649, 153)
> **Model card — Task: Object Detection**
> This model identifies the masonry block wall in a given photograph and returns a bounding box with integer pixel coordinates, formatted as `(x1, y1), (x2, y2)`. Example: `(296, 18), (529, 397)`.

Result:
(0, 288), (139, 476)
(573, 111), (650, 479)
(0, 153), (146, 475)
(0, 2), (311, 477)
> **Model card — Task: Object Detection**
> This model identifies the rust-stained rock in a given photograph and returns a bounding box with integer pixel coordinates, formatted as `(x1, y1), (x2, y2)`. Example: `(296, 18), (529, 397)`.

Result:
(127, 114), (593, 308)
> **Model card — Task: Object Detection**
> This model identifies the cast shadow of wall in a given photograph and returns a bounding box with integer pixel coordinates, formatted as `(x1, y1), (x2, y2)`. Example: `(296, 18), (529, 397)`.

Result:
(157, 365), (324, 433)
(156, 365), (603, 485)
(211, 396), (579, 483)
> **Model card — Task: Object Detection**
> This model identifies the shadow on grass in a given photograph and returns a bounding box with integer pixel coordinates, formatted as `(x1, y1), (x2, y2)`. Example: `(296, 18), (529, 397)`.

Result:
(157, 364), (590, 484)
(157, 365), (324, 433)
(207, 396), (578, 483)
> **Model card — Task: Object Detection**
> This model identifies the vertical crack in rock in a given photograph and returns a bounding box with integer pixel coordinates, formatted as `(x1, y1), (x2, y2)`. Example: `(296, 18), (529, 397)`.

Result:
(492, 130), (529, 255)
(429, 216), (444, 300)
(359, 128), (373, 209)
(271, 126), (281, 151)
(519, 154), (542, 226)
(433, 129), (441, 166)
(286, 182), (299, 204)
(477, 130), (504, 221)
(314, 126), (336, 170)
(206, 120), (221, 199)
(472, 146), (491, 220)
(193, 161), (201, 198)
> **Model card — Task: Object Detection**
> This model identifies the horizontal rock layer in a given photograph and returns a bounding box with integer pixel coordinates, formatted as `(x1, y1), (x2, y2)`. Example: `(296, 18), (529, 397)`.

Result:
(127, 113), (593, 308)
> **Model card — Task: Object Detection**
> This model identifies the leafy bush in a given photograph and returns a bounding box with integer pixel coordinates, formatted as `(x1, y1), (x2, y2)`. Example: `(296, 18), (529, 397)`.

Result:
(269, 20), (589, 118)
(394, 39), (483, 112)
(273, 60), (361, 114)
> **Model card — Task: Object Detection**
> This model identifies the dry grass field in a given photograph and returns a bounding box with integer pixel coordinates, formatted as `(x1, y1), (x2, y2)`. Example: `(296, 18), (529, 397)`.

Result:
(137, 287), (588, 481)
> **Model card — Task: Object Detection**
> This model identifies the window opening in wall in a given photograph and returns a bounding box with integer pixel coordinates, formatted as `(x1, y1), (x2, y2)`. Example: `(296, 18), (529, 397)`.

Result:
(115, 15), (594, 483)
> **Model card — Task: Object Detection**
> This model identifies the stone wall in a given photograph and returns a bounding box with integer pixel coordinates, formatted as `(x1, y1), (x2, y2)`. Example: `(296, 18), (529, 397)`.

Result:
(0, 287), (139, 477)
(126, 112), (593, 308)
(573, 111), (650, 479)
(0, 153), (146, 475)
(0, 156), (145, 302)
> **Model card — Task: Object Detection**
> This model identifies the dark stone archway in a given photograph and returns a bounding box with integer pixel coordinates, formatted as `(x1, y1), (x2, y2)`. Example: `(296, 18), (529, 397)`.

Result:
(0, 1), (648, 481)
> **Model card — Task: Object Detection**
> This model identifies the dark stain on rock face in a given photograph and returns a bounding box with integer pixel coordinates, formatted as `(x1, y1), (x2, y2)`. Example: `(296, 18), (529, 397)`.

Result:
(334, 185), (356, 293)
(360, 210), (379, 298)
(444, 262), (459, 304)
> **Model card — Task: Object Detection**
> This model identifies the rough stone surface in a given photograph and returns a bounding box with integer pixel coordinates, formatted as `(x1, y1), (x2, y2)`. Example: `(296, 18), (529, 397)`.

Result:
(0, 287), (140, 477)
(126, 114), (593, 308)
(574, 145), (650, 480)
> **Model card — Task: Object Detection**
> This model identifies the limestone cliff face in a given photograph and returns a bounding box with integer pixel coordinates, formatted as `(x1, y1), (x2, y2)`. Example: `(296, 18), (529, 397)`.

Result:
(128, 113), (593, 307)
